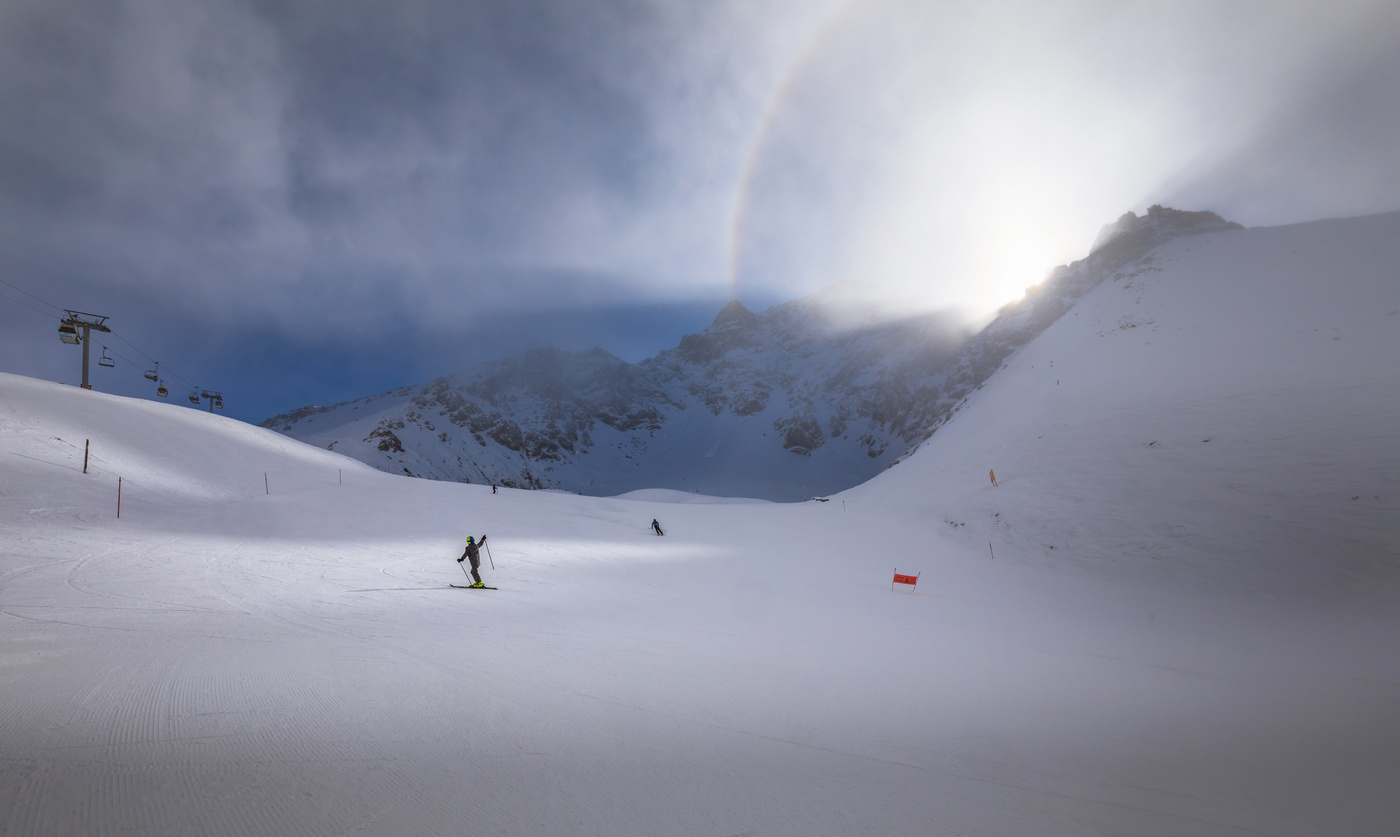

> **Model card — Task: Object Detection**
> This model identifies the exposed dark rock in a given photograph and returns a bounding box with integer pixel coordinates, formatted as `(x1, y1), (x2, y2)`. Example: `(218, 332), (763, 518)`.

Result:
(775, 414), (824, 455)
(711, 300), (760, 329)
(366, 423), (404, 453)
(260, 403), (331, 431)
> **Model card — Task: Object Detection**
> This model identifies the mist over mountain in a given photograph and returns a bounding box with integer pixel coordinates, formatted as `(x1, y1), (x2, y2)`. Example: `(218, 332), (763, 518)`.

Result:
(263, 206), (1241, 499)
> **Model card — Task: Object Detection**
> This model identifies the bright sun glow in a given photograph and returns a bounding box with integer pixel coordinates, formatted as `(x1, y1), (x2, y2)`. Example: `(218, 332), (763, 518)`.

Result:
(726, 0), (1374, 321)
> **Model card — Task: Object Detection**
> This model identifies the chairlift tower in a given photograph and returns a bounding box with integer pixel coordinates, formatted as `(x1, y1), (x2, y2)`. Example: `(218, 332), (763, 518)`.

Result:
(199, 390), (224, 413)
(58, 311), (112, 390)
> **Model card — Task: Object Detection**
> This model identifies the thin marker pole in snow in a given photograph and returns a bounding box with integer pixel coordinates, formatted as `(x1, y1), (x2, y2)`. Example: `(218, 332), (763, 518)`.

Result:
(339, 468), (342, 485)
(117, 477), (121, 519)
(989, 542), (994, 560)
(265, 473), (269, 495)
(84, 439), (89, 474)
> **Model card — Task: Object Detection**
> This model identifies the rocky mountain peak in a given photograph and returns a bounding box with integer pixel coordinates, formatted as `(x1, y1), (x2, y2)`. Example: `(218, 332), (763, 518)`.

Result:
(263, 205), (1247, 500)
(677, 300), (764, 364)
(711, 300), (759, 329)
(1089, 205), (1242, 258)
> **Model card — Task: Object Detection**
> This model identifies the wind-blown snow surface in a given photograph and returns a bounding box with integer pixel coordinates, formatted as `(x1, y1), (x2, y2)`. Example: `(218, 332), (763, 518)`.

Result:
(874, 211), (1400, 597)
(3, 213), (1399, 835)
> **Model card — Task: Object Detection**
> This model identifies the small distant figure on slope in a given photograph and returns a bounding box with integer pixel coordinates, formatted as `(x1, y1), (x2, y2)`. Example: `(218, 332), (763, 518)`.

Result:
(651, 519), (664, 536)
(989, 469), (998, 488)
(492, 484), (497, 494)
(457, 534), (489, 586)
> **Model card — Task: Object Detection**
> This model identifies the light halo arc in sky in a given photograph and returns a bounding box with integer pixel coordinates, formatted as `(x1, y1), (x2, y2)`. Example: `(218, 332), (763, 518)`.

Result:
(726, 1), (851, 307)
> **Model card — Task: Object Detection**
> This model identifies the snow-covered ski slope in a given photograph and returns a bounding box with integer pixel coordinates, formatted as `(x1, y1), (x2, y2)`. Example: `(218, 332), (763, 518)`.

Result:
(2, 211), (1399, 835)
(868, 211), (1400, 597)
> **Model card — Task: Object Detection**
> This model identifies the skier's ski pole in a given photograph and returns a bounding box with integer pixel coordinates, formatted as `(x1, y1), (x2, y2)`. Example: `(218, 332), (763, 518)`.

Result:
(458, 557), (472, 581)
(485, 541), (495, 570)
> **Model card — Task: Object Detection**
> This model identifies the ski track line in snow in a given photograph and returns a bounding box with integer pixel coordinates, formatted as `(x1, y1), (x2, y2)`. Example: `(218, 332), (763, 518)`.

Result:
(63, 541), (235, 619)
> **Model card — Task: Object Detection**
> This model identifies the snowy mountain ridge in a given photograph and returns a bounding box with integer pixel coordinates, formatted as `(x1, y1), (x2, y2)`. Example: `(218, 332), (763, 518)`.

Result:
(3, 207), (1397, 835)
(873, 208), (1400, 596)
(262, 206), (1242, 498)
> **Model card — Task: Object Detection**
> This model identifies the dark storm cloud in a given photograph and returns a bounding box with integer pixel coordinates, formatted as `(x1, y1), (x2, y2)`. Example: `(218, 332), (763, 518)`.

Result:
(265, 1), (660, 248)
(0, 0), (801, 340)
(3, 0), (1399, 420)
(6, 0), (1400, 330)
(0, 0), (824, 417)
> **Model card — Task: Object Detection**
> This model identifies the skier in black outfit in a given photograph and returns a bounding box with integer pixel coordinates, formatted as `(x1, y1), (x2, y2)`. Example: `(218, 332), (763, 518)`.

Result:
(651, 519), (664, 536)
(457, 535), (488, 586)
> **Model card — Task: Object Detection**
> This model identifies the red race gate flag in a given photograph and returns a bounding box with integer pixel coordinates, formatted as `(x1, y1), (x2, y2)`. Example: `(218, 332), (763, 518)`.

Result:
(892, 569), (920, 592)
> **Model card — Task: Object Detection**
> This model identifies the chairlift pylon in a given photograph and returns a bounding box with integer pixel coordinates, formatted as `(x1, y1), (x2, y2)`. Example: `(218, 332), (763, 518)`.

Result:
(144, 361), (159, 382)
(98, 346), (115, 368)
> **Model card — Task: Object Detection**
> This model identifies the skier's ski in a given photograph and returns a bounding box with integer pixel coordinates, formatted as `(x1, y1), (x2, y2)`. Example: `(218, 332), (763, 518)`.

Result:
(450, 584), (497, 590)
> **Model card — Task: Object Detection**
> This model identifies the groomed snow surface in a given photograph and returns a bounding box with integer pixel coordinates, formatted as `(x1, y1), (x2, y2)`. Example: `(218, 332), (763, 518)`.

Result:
(4, 213), (1400, 835)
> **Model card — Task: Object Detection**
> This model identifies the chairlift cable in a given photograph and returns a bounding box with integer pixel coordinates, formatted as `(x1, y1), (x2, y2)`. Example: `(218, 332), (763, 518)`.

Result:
(101, 344), (191, 393)
(0, 277), (65, 314)
(106, 328), (161, 366)
(0, 279), (218, 401)
(107, 328), (195, 388)
(107, 328), (199, 390)
(106, 330), (211, 401)
(79, 343), (203, 403)
(101, 344), (140, 369)
(0, 285), (168, 377)
(0, 291), (60, 319)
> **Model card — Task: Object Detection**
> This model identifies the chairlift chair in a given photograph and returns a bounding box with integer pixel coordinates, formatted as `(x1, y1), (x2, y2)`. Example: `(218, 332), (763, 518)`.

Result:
(144, 362), (159, 382)
(58, 321), (80, 344)
(98, 347), (115, 368)
(156, 381), (169, 398)
(188, 390), (200, 405)
(214, 397), (224, 410)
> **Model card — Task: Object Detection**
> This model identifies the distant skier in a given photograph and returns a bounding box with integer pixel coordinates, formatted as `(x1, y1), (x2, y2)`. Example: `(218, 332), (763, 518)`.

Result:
(492, 484), (497, 494)
(457, 535), (488, 587)
(651, 519), (664, 536)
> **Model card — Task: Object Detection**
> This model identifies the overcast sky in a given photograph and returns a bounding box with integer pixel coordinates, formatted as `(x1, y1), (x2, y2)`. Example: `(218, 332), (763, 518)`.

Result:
(3, 0), (1398, 421)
